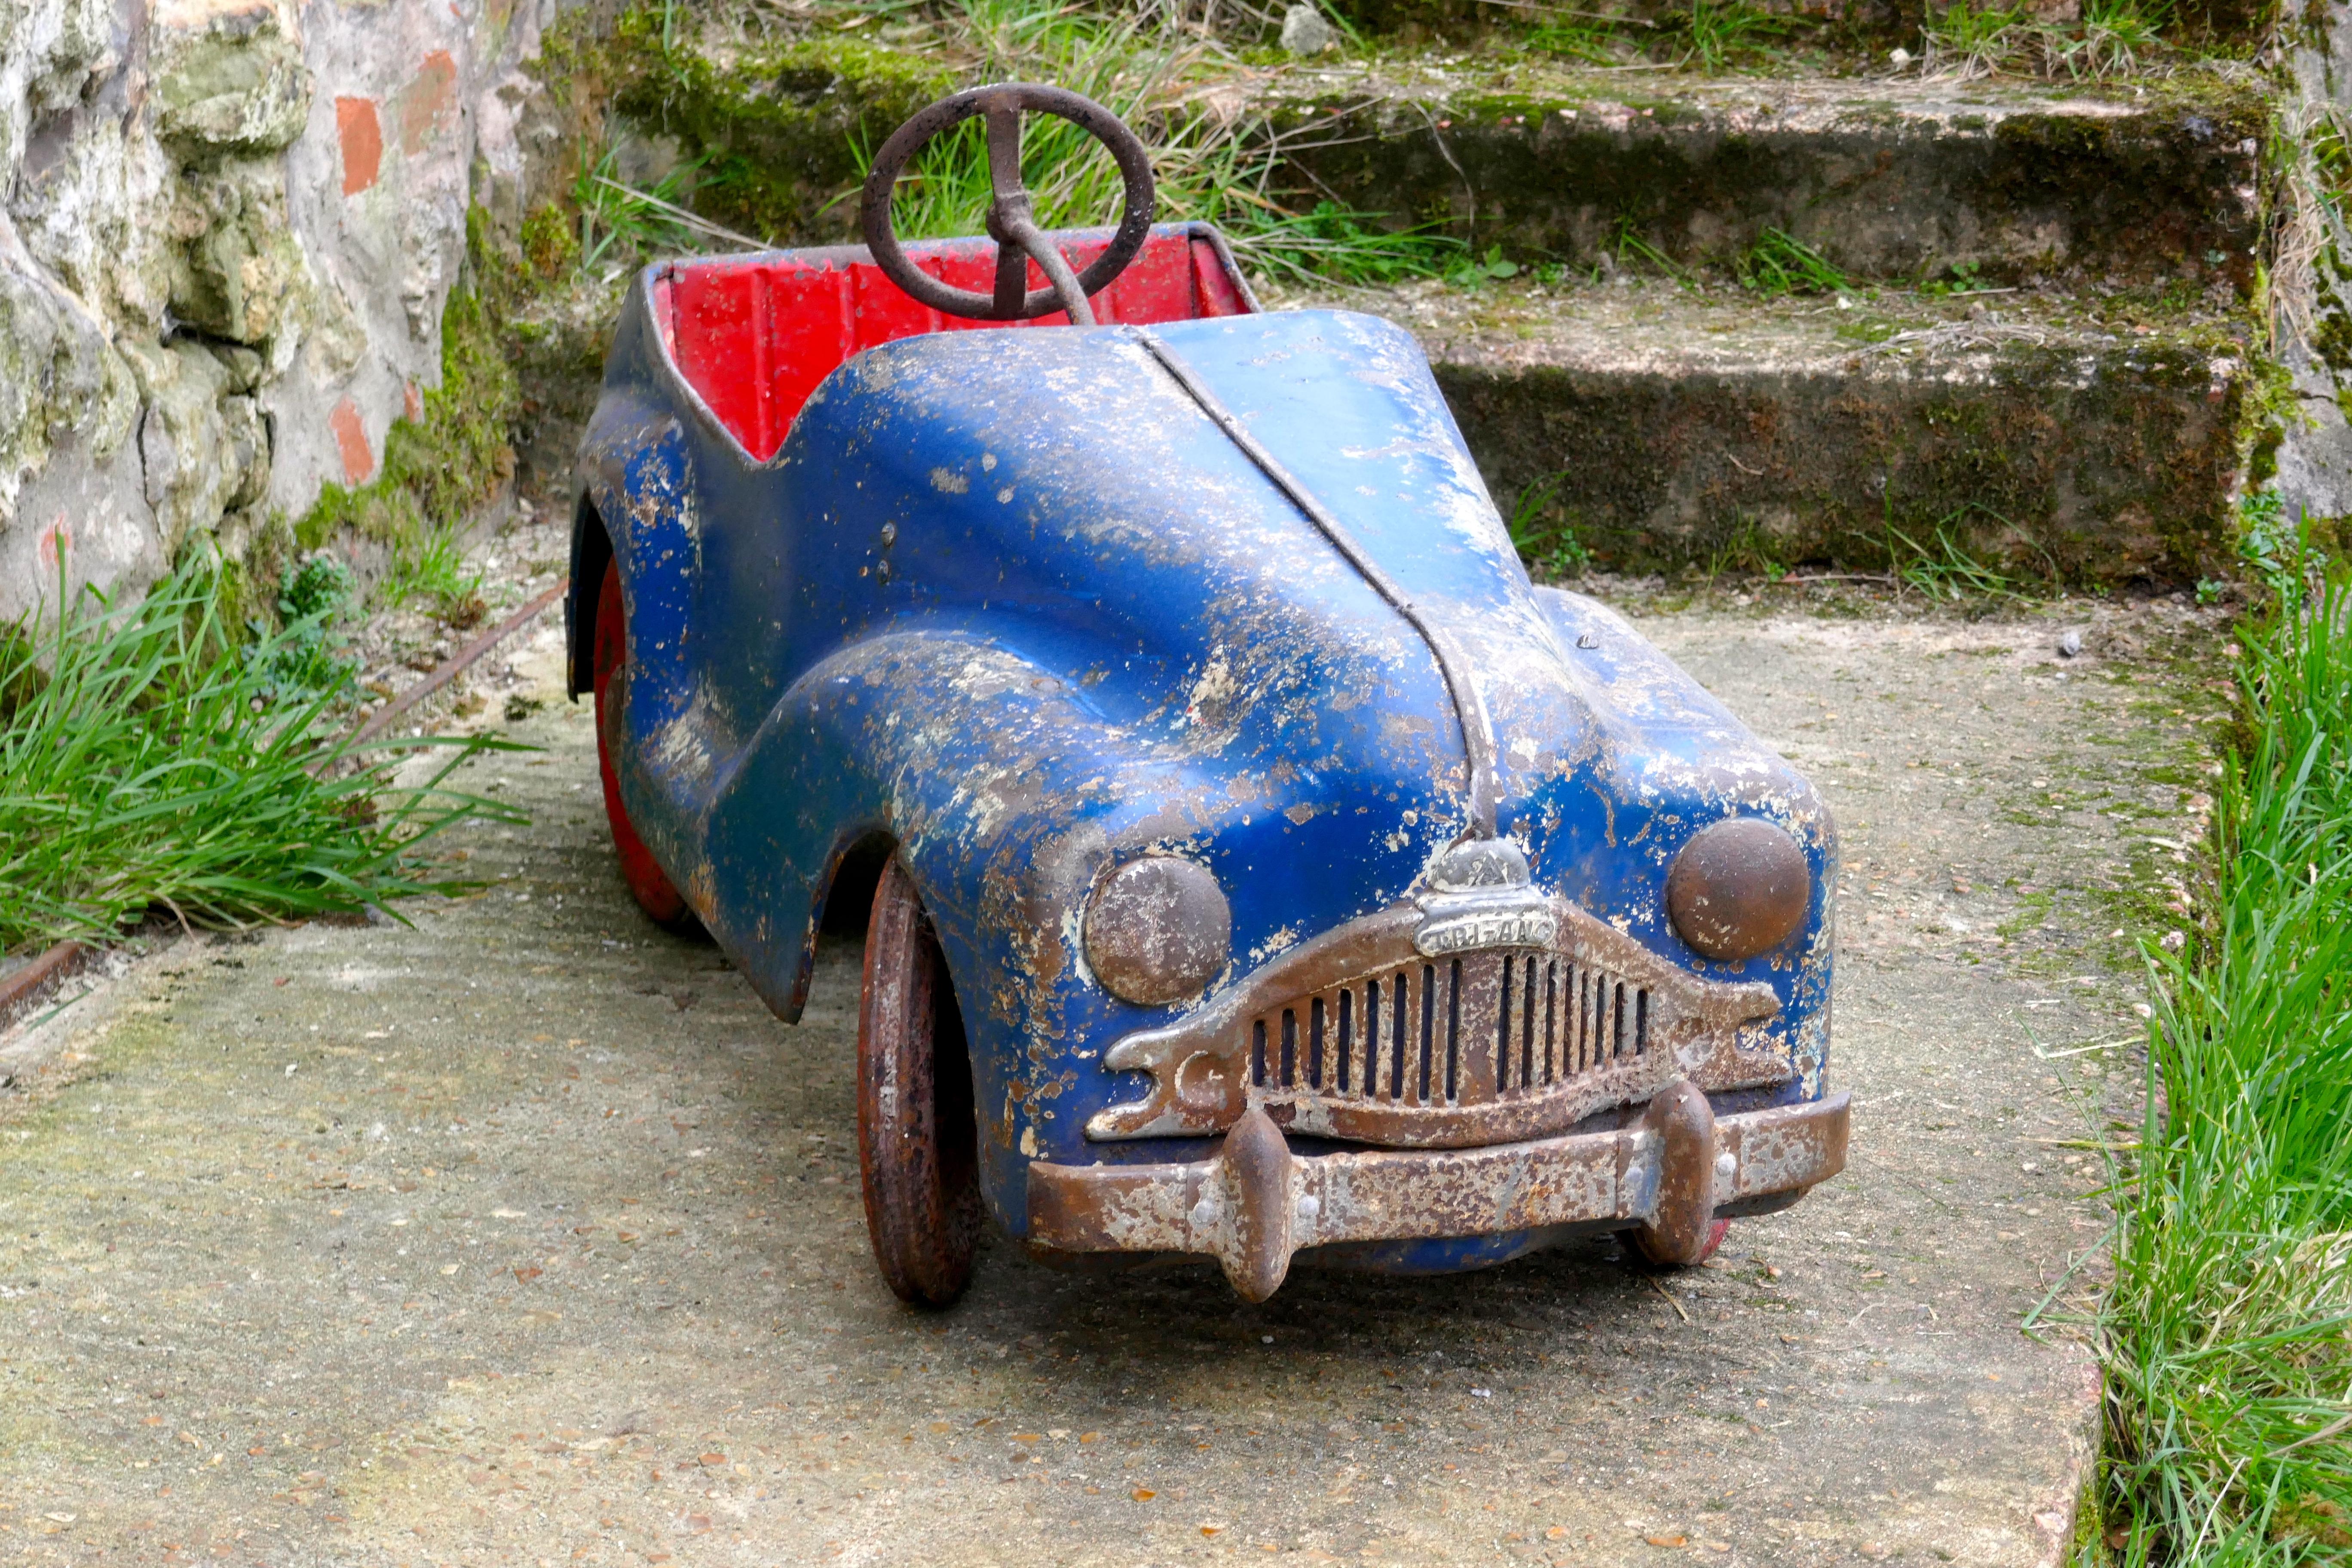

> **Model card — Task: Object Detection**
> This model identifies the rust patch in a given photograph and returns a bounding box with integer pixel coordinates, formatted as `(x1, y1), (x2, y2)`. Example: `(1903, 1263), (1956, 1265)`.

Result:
(1030, 1089), (1850, 1297)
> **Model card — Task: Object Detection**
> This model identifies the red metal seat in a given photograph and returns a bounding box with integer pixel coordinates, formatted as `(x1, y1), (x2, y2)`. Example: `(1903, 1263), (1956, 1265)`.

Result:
(652, 224), (1254, 462)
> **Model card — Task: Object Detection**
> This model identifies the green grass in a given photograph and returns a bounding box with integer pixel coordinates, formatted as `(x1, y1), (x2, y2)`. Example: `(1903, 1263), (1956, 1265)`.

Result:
(573, 145), (768, 269)
(1917, 0), (2168, 78)
(1525, 0), (1798, 67)
(1885, 517), (2024, 601)
(1736, 228), (1848, 297)
(1611, 218), (1698, 289)
(0, 557), (520, 953)
(382, 529), (488, 629)
(827, 0), (1468, 288)
(1226, 202), (1463, 287)
(1527, 12), (1645, 62)
(1920, 0), (2024, 77)
(1660, 0), (1801, 68)
(2088, 539), (2352, 1563)
(1876, 500), (2052, 602)
(1507, 474), (1593, 579)
(252, 555), (359, 701)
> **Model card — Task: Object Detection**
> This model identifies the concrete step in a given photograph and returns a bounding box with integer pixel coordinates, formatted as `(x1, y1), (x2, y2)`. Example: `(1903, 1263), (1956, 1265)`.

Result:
(1288, 276), (2247, 582)
(587, 25), (2266, 298)
(560, 21), (2263, 582)
(1265, 63), (2267, 295)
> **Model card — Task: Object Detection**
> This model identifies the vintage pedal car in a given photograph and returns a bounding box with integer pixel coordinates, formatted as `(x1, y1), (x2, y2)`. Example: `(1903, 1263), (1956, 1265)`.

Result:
(568, 84), (1848, 1305)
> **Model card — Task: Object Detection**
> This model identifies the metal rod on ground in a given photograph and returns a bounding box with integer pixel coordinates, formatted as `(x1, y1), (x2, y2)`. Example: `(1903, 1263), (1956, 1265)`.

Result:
(0, 940), (89, 1030)
(349, 579), (568, 747)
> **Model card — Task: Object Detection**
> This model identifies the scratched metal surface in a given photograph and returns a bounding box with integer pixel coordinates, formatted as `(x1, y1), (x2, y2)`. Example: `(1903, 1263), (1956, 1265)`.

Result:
(579, 298), (1834, 1253)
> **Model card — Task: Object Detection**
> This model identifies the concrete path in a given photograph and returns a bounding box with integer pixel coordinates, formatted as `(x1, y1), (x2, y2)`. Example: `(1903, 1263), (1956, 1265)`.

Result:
(0, 591), (2220, 1566)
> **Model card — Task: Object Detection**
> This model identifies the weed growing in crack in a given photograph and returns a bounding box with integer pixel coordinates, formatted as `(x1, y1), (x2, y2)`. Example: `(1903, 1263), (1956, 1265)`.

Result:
(1706, 514), (1791, 582)
(1445, 244), (1522, 288)
(1870, 496), (2055, 603)
(1919, 258), (1994, 297)
(1886, 518), (2022, 601)
(0, 557), (521, 952)
(254, 555), (359, 702)
(1508, 475), (1592, 579)
(1611, 218), (1697, 289)
(383, 529), (488, 631)
(1527, 12), (1647, 62)
(1659, 0), (1804, 68)
(1918, 0), (2023, 77)
(1736, 228), (1848, 297)
(1531, 0), (1800, 67)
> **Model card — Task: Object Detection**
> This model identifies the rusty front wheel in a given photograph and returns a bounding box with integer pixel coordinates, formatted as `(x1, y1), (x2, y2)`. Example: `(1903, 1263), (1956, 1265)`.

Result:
(857, 858), (981, 1307)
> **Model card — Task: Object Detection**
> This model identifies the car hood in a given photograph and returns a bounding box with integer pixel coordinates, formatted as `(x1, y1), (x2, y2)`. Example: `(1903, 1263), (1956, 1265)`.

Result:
(741, 309), (1614, 844)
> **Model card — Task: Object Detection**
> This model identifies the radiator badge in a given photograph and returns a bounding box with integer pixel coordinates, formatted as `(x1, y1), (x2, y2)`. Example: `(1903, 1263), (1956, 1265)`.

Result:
(1413, 897), (1558, 957)
(1413, 836), (1555, 957)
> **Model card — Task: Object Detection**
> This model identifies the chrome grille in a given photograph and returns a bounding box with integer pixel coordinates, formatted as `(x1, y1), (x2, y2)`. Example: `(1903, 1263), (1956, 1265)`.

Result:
(1246, 951), (1650, 1110)
(1090, 897), (1785, 1150)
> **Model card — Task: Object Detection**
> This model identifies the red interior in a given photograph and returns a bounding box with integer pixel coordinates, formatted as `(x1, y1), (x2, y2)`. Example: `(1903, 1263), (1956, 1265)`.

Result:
(652, 227), (1254, 463)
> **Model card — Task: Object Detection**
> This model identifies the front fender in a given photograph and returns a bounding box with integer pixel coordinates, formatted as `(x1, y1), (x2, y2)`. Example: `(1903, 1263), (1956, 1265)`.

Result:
(698, 628), (1269, 1234)
(1526, 585), (1838, 1099)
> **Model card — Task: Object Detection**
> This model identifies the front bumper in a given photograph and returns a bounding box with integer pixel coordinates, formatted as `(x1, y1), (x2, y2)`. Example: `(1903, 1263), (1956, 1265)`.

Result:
(1028, 1084), (1850, 1300)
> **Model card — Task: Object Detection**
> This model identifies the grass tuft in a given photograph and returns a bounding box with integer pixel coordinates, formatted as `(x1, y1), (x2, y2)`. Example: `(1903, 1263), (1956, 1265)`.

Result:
(830, 0), (1472, 288)
(1508, 474), (1593, 579)
(1916, 0), (2169, 79)
(1737, 228), (1848, 297)
(1660, 0), (1802, 69)
(0, 557), (521, 954)
(2094, 554), (2352, 1564)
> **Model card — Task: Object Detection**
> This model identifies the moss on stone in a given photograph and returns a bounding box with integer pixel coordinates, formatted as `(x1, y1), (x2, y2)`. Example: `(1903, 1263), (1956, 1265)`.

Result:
(520, 202), (581, 279)
(590, 7), (957, 245)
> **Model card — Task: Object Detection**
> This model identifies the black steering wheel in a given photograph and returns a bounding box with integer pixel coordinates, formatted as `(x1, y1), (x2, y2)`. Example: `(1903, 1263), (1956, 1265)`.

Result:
(858, 83), (1157, 326)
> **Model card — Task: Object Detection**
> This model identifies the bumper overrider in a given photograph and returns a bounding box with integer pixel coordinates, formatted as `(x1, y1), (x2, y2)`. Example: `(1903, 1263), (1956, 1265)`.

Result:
(1032, 870), (1846, 1299)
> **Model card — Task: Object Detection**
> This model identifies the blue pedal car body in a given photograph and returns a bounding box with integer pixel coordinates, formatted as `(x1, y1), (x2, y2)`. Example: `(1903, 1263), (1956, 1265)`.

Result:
(568, 92), (1846, 1305)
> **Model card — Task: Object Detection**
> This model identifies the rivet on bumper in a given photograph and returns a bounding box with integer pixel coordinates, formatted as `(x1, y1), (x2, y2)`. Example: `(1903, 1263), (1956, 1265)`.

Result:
(1027, 1085), (1851, 1299)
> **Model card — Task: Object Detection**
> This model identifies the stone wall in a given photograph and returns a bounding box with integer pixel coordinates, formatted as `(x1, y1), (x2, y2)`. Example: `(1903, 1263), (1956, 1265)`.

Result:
(2275, 9), (2352, 533)
(0, 0), (565, 625)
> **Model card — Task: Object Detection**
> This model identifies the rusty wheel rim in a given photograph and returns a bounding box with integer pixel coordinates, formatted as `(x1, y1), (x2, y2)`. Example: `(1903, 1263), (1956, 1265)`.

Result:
(857, 858), (981, 1307)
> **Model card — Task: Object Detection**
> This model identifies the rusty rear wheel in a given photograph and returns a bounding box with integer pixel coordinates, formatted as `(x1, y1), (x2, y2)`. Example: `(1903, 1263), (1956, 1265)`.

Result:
(858, 858), (981, 1307)
(591, 561), (696, 931)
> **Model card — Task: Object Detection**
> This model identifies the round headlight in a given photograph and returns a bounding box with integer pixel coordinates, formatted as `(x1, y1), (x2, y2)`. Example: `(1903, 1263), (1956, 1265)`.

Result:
(1085, 856), (1231, 1006)
(1666, 818), (1810, 962)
